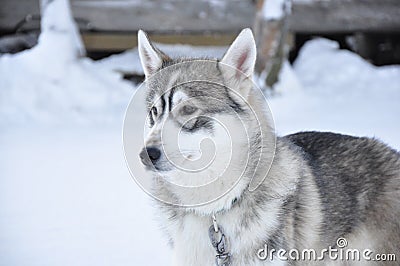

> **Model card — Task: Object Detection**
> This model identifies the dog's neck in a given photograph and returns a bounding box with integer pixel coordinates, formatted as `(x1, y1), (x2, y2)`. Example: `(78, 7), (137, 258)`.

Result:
(158, 176), (288, 265)
(184, 176), (250, 216)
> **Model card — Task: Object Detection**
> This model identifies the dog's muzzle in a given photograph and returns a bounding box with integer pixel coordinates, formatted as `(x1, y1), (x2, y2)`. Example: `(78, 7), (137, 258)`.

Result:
(139, 146), (161, 167)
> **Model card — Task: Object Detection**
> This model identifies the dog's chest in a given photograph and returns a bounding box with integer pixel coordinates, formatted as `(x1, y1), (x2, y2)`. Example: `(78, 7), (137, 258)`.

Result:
(171, 215), (216, 265)
(167, 206), (284, 265)
(169, 213), (270, 265)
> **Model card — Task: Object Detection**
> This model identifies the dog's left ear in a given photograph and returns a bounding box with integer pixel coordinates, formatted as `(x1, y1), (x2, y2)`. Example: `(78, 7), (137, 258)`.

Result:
(221, 28), (257, 79)
(138, 30), (170, 77)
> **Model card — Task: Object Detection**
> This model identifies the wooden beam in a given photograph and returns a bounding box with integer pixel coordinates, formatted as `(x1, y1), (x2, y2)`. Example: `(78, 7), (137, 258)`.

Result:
(2, 0), (399, 37)
(290, 0), (400, 33)
(72, 0), (255, 33)
(254, 0), (291, 87)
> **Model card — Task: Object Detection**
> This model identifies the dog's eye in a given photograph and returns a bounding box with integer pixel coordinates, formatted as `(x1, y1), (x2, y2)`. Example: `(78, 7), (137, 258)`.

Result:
(180, 105), (198, 116)
(151, 106), (158, 119)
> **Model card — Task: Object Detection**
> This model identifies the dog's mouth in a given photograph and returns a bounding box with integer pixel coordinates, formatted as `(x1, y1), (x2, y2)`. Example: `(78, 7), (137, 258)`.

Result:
(144, 165), (161, 172)
(142, 162), (171, 172)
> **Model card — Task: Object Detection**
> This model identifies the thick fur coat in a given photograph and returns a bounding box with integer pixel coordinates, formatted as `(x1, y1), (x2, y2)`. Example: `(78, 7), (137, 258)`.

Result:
(136, 28), (400, 265)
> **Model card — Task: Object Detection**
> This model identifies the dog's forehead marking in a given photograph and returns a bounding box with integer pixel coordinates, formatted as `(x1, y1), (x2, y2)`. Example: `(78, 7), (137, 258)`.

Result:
(148, 72), (175, 120)
(150, 70), (180, 114)
(164, 70), (190, 114)
(167, 71), (180, 92)
(171, 90), (188, 110)
(154, 93), (162, 109)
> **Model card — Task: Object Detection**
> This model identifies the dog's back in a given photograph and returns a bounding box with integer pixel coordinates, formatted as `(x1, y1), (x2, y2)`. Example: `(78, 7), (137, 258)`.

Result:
(285, 131), (400, 257)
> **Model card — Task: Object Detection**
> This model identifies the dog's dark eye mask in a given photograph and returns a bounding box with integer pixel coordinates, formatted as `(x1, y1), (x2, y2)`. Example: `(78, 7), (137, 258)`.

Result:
(178, 115), (214, 133)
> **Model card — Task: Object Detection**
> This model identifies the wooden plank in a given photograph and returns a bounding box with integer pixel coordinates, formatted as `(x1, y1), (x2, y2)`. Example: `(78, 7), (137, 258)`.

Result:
(1, 0), (399, 36)
(72, 0), (255, 33)
(254, 0), (291, 87)
(0, 0), (254, 34)
(290, 0), (400, 33)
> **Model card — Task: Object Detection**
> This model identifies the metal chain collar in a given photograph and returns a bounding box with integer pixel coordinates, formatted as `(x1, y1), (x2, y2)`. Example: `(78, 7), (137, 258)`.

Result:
(208, 214), (231, 266)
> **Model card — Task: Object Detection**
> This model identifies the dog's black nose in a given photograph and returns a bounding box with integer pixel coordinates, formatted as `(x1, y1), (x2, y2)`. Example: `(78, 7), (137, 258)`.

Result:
(147, 147), (161, 161)
(140, 147), (161, 166)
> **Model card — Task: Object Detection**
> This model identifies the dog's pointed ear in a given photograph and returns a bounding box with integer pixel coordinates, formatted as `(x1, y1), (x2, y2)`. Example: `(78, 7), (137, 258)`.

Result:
(221, 28), (256, 78)
(138, 30), (169, 77)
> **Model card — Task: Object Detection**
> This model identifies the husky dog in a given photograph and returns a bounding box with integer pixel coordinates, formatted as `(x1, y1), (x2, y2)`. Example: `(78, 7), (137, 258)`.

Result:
(136, 28), (400, 265)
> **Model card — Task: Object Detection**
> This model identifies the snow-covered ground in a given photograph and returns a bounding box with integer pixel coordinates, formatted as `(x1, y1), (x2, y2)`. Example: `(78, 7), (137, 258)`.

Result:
(1, 2), (399, 265)
(272, 38), (400, 149)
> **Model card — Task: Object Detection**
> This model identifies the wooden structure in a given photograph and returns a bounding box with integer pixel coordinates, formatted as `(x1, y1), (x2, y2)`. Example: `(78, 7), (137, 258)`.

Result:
(1, 0), (399, 48)
(1, 0), (399, 83)
(289, 0), (400, 33)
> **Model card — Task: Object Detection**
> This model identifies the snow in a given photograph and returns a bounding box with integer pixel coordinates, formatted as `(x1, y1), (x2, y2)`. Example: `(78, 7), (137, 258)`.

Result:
(40, 0), (85, 61)
(0, 127), (170, 266)
(262, 0), (286, 20)
(272, 38), (400, 149)
(0, 0), (132, 126)
(0, 1), (399, 264)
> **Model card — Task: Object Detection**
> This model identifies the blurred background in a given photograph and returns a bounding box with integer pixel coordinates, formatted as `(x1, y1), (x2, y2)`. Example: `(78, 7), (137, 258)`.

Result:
(0, 0), (399, 265)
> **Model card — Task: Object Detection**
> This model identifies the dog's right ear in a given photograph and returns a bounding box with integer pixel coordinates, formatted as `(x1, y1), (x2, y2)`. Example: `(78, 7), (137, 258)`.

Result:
(221, 28), (256, 79)
(138, 30), (168, 77)
(219, 28), (257, 99)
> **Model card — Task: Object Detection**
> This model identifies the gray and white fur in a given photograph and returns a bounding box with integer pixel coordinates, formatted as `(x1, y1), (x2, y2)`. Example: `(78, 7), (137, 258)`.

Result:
(136, 28), (400, 265)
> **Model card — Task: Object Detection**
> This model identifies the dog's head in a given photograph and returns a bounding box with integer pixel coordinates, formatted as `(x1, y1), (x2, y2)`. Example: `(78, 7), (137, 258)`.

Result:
(137, 29), (265, 208)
